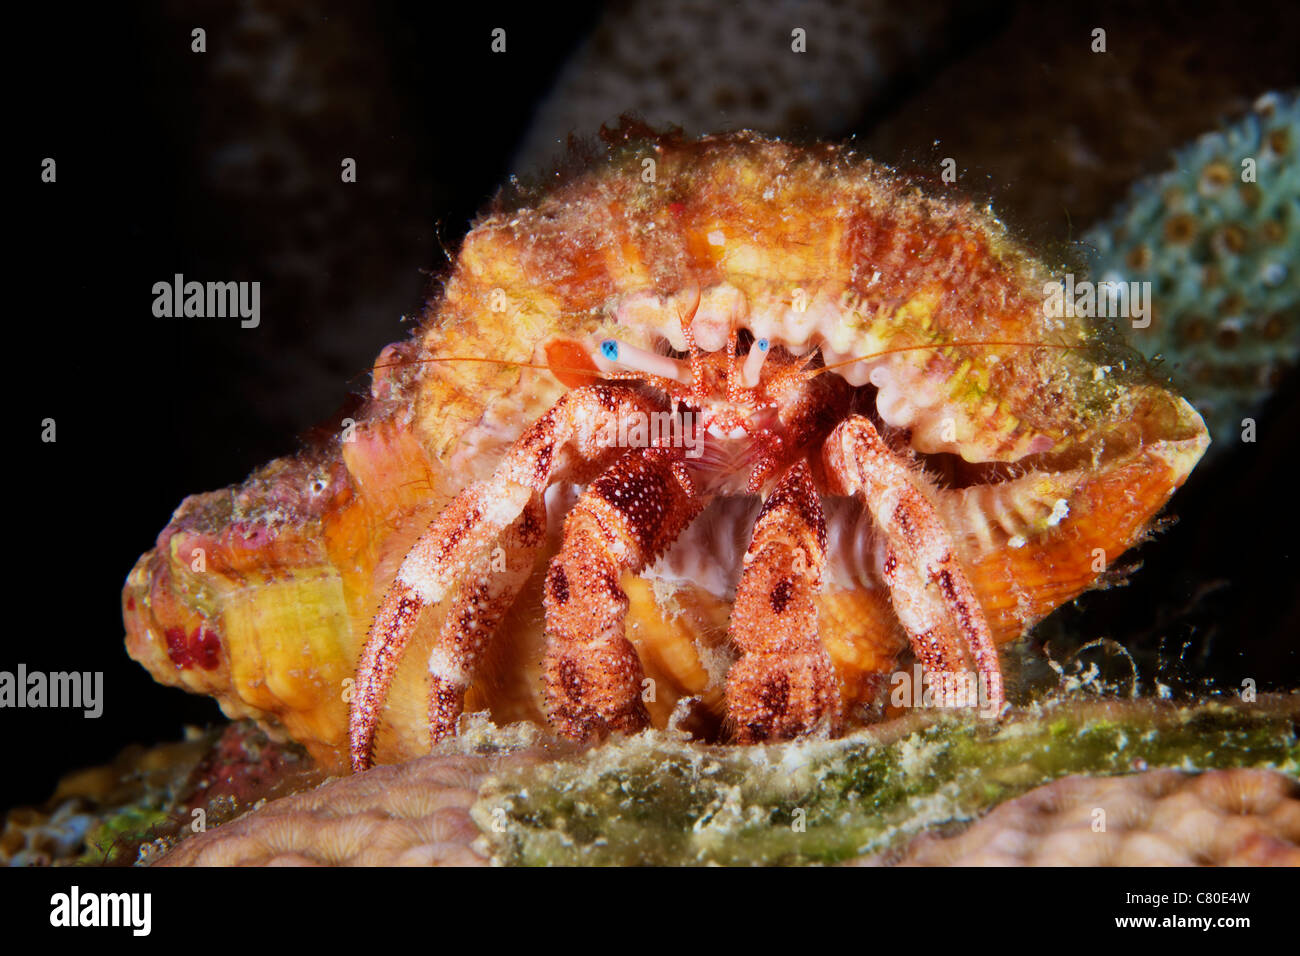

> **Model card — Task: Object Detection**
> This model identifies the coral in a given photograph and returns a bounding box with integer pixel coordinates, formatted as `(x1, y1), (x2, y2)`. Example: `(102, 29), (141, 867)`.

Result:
(159, 720), (556, 866)
(145, 698), (1296, 866)
(1, 721), (322, 866)
(1084, 91), (1299, 454)
(862, 3), (1300, 246)
(857, 768), (1300, 866)
(513, 0), (978, 173)
(2, 801), (107, 868)
(148, 0), (432, 437)
(3, 732), (211, 866)
(177, 720), (325, 817)
(158, 754), (491, 866)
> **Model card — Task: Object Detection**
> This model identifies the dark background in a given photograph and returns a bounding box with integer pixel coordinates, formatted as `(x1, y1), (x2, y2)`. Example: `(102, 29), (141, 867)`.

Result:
(11, 1), (606, 809)
(8, 1), (1297, 811)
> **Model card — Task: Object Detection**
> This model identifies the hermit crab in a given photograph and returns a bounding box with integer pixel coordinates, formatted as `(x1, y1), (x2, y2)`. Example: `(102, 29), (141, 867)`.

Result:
(123, 125), (1209, 773)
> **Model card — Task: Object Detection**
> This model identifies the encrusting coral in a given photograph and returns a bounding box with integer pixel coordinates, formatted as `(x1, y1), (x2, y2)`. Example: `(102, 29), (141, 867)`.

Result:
(157, 751), (499, 866)
(143, 697), (1296, 866)
(159, 717), (557, 866)
(854, 768), (1300, 866)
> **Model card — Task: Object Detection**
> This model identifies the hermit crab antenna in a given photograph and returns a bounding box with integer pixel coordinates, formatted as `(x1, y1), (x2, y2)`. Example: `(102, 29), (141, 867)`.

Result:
(742, 336), (770, 388)
(807, 339), (1088, 379)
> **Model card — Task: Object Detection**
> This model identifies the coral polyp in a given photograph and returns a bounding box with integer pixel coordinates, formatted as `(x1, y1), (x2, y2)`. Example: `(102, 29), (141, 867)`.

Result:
(1086, 90), (1299, 453)
(123, 125), (1208, 772)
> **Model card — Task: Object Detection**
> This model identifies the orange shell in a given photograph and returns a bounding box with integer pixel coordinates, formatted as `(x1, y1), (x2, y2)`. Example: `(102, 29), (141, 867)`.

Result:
(123, 127), (1208, 770)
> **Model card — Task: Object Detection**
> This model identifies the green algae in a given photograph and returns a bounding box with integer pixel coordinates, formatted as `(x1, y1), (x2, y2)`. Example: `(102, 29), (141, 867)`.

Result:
(79, 805), (174, 865)
(472, 696), (1299, 866)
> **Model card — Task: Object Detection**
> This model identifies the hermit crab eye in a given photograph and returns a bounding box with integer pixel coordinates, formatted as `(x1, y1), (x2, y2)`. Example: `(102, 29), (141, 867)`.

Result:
(595, 337), (688, 381)
(743, 336), (771, 387)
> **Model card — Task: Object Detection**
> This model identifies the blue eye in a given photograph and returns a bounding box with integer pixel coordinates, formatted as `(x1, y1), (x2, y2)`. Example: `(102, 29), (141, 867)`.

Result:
(600, 339), (620, 361)
(757, 338), (769, 352)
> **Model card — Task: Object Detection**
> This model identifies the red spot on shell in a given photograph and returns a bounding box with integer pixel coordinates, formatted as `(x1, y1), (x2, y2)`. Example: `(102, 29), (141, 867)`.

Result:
(165, 627), (192, 669)
(192, 626), (221, 670)
(238, 525), (273, 547)
(668, 202), (685, 217)
(125, 596), (135, 611)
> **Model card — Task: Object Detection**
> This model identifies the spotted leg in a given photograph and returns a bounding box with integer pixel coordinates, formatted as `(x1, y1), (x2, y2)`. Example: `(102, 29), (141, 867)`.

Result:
(543, 446), (703, 740)
(726, 459), (842, 742)
(823, 416), (1006, 715)
(425, 493), (547, 742)
(350, 385), (661, 771)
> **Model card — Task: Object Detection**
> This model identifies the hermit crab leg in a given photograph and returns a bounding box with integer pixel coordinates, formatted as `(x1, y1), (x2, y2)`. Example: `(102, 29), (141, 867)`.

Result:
(350, 385), (661, 771)
(725, 459), (842, 742)
(426, 493), (547, 742)
(822, 416), (1006, 714)
(543, 445), (704, 740)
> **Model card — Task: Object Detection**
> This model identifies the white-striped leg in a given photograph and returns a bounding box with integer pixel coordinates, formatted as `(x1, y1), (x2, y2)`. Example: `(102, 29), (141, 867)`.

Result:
(350, 385), (662, 771)
(823, 416), (1005, 716)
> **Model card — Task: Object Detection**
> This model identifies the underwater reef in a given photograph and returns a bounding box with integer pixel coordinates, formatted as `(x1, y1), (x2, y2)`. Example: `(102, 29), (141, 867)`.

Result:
(10, 2), (1298, 870)
(857, 768), (1299, 866)
(469, 697), (1298, 866)
(1, 722), (321, 866)
(9, 697), (1293, 866)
